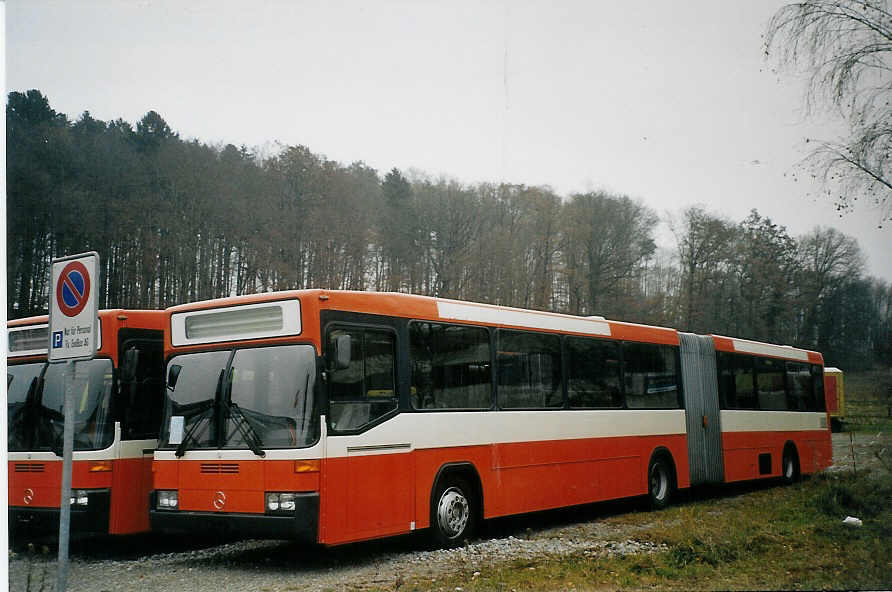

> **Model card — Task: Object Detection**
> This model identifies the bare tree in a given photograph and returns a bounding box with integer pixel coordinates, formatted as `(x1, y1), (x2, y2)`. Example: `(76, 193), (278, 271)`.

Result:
(796, 226), (865, 343)
(735, 211), (800, 343)
(670, 206), (737, 333)
(765, 0), (892, 221)
(562, 192), (657, 318)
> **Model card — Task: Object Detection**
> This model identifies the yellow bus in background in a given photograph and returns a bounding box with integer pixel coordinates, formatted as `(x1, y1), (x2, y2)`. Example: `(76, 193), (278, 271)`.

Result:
(824, 367), (845, 432)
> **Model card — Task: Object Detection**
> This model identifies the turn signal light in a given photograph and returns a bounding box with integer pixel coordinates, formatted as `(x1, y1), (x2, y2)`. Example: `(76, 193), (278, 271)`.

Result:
(294, 460), (320, 473)
(89, 461), (112, 472)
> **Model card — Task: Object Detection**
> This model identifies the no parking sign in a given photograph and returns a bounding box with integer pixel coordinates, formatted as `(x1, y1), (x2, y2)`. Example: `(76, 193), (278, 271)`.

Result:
(48, 251), (99, 362)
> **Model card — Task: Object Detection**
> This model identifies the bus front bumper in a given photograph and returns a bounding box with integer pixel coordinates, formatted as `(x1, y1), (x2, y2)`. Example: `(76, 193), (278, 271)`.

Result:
(10, 489), (111, 538)
(149, 491), (319, 543)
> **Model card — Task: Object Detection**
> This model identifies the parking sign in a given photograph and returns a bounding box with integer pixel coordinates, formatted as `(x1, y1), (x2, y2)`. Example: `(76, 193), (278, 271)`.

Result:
(48, 252), (99, 362)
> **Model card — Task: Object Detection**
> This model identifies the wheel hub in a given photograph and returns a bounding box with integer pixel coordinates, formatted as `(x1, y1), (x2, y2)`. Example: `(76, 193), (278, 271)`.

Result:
(651, 466), (668, 500)
(437, 487), (469, 538)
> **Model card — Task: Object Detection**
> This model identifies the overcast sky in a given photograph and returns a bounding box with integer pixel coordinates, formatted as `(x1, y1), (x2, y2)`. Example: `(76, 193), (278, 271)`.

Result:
(6, 0), (890, 280)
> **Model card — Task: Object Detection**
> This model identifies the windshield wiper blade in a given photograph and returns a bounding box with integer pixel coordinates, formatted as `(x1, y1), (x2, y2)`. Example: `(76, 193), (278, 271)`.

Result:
(176, 397), (216, 421)
(227, 402), (266, 458)
(42, 407), (67, 458)
(175, 368), (225, 457)
(50, 423), (66, 458)
(174, 405), (213, 457)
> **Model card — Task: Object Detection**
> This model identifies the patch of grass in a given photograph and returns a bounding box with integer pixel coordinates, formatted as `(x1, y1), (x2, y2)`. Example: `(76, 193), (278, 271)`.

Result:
(385, 469), (892, 592)
(811, 471), (892, 537)
(844, 370), (892, 433)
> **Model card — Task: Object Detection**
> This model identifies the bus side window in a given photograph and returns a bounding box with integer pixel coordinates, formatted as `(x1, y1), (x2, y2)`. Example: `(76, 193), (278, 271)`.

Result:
(497, 330), (562, 409)
(409, 322), (492, 410)
(811, 364), (826, 412)
(623, 342), (680, 409)
(718, 353), (757, 410)
(785, 362), (812, 411)
(328, 328), (397, 432)
(756, 357), (787, 410)
(566, 336), (622, 408)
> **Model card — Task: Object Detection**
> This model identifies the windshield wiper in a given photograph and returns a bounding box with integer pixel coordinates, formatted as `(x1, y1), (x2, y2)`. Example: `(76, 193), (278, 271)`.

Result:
(40, 407), (67, 458)
(174, 367), (225, 457)
(51, 432), (66, 458)
(227, 402), (266, 457)
(174, 402), (214, 457)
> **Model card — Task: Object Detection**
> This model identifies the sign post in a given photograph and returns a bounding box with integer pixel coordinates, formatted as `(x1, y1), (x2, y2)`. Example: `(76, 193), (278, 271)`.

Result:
(48, 252), (99, 592)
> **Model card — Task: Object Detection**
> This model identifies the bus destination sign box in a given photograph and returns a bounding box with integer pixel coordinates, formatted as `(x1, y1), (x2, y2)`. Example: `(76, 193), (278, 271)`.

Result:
(48, 251), (100, 362)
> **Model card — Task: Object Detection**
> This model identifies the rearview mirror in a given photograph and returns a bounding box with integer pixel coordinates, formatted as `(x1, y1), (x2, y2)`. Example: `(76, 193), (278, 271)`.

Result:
(167, 364), (182, 391)
(333, 334), (351, 370)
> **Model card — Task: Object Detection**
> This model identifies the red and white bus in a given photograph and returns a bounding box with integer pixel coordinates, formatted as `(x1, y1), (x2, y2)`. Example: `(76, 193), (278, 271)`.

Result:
(7, 310), (166, 538)
(150, 290), (831, 547)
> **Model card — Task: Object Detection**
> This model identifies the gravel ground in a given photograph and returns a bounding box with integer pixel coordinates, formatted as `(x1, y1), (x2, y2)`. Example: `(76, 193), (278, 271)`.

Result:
(9, 432), (887, 592)
(827, 430), (890, 476)
(9, 510), (666, 592)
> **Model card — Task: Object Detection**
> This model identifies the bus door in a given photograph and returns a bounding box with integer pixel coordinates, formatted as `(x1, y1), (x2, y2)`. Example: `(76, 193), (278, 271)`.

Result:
(679, 333), (725, 485)
(322, 319), (414, 543)
(110, 329), (163, 534)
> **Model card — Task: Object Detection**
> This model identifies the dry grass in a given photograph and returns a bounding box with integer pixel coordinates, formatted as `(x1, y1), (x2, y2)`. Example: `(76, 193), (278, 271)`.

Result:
(844, 369), (892, 432)
(383, 468), (891, 591)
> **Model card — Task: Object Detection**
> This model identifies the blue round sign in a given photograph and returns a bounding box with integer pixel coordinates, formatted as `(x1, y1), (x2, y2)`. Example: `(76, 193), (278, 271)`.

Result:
(56, 260), (91, 317)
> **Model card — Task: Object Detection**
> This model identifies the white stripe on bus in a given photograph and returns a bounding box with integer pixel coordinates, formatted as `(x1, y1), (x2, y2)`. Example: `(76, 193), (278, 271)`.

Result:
(720, 410), (826, 432)
(155, 410), (686, 461)
(437, 300), (612, 336)
(731, 339), (810, 361)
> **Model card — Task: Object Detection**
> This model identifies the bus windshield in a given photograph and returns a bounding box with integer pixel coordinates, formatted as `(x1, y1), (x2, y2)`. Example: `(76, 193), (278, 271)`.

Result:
(160, 344), (318, 451)
(8, 362), (44, 450)
(7, 359), (115, 452)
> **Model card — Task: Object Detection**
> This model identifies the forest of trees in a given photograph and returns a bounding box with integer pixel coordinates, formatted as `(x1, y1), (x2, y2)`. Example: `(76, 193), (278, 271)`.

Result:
(7, 90), (892, 370)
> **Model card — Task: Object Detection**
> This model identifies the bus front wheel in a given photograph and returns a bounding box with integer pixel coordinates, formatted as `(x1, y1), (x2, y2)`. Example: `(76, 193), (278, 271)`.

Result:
(430, 476), (476, 548)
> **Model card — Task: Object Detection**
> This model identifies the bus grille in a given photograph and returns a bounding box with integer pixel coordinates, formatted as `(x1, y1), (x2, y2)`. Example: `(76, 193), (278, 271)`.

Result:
(14, 463), (45, 473)
(200, 463), (239, 474)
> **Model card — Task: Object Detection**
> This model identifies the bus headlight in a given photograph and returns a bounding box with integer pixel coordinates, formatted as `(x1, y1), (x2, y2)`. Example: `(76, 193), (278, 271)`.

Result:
(266, 492), (297, 513)
(70, 490), (90, 506)
(157, 490), (179, 509)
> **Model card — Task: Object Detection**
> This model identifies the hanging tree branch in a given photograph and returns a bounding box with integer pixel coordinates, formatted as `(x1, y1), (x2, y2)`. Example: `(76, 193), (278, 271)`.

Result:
(765, 0), (892, 222)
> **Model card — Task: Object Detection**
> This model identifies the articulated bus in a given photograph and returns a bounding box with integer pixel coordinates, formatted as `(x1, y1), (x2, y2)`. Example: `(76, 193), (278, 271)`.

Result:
(150, 290), (831, 547)
(7, 310), (166, 538)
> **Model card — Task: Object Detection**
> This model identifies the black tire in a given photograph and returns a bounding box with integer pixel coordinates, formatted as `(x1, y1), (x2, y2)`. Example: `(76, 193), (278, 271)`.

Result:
(830, 418), (842, 433)
(430, 476), (476, 548)
(648, 456), (674, 510)
(782, 446), (800, 484)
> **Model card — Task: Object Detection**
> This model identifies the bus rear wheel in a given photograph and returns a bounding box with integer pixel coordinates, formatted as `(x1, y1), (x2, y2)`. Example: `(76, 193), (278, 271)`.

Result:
(782, 447), (800, 484)
(430, 476), (476, 548)
(648, 456), (674, 510)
